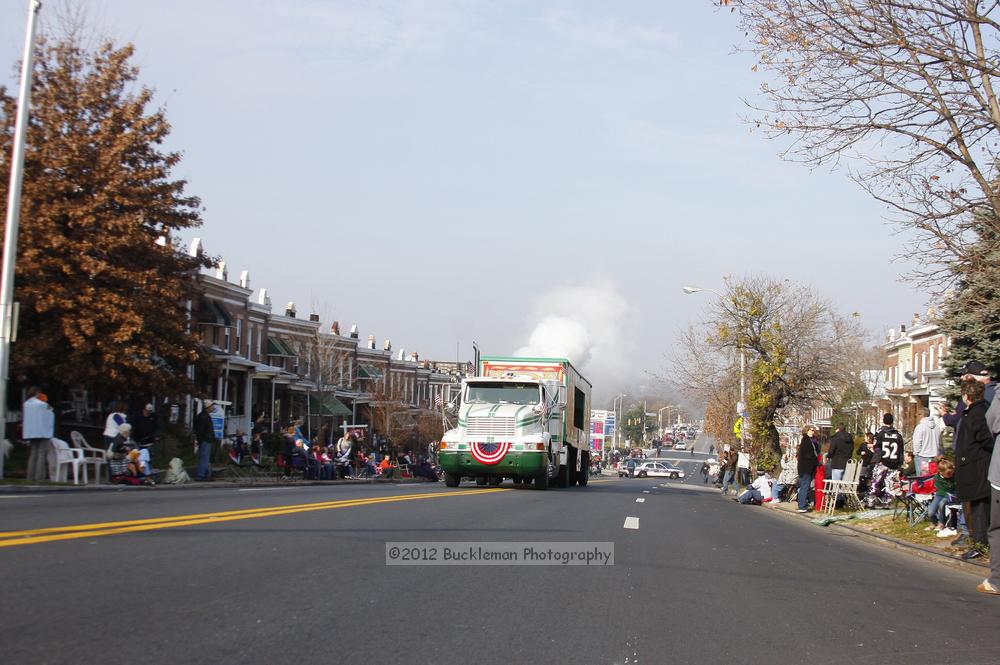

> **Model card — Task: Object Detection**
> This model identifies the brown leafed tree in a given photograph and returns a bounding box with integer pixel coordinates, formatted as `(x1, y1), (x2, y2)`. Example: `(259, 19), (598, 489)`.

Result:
(0, 35), (212, 397)
(720, 0), (1000, 285)
(671, 275), (867, 459)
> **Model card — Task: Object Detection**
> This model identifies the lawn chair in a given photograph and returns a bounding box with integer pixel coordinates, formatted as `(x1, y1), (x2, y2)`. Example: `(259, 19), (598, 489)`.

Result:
(894, 474), (935, 526)
(51, 439), (88, 485)
(70, 431), (107, 484)
(822, 459), (862, 515)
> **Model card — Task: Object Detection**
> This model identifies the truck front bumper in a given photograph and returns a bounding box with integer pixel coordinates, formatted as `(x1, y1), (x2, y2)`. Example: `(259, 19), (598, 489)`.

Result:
(439, 451), (546, 476)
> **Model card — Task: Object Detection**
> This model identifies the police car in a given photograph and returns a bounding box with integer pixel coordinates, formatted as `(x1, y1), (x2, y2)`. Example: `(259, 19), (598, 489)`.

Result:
(619, 461), (685, 479)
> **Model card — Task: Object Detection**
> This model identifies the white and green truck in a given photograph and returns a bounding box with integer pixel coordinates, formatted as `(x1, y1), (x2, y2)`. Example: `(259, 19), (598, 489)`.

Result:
(439, 356), (592, 489)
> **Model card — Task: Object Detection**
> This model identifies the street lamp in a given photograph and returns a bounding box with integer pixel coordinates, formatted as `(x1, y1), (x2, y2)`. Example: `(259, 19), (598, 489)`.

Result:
(683, 284), (747, 447)
(658, 405), (678, 435)
(612, 392), (627, 450)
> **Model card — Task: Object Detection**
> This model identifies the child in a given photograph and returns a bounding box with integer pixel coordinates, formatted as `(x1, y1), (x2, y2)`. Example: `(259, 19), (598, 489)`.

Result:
(927, 458), (956, 532)
(902, 451), (917, 477)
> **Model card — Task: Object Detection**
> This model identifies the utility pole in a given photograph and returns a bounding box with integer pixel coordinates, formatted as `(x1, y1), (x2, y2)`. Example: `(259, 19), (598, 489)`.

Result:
(0, 0), (42, 480)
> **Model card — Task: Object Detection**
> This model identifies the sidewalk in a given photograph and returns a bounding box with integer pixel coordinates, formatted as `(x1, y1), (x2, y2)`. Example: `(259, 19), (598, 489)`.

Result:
(765, 499), (990, 575)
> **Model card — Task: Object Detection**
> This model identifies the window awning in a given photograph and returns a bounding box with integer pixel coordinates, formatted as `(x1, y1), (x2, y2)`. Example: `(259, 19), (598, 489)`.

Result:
(197, 299), (232, 327)
(358, 363), (384, 380)
(309, 394), (352, 417)
(267, 337), (297, 357)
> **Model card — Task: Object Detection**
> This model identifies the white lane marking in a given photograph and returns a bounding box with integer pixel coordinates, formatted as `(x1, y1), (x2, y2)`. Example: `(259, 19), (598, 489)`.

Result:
(238, 488), (288, 492)
(642, 490), (650, 494)
(635, 498), (645, 503)
(0, 495), (36, 499)
(623, 516), (640, 529)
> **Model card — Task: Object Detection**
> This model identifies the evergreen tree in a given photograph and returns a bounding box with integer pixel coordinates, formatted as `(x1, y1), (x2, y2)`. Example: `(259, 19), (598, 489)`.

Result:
(0, 36), (212, 398)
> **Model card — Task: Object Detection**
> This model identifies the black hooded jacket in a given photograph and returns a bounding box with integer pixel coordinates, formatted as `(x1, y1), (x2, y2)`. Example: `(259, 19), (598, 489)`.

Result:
(827, 430), (855, 471)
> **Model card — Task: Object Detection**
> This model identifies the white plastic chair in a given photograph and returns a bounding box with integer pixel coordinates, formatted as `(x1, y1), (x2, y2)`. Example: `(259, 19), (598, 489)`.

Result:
(51, 438), (88, 485)
(70, 431), (106, 484)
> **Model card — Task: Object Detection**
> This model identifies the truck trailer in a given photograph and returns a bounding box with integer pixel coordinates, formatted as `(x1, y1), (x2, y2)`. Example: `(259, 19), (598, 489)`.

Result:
(439, 356), (592, 489)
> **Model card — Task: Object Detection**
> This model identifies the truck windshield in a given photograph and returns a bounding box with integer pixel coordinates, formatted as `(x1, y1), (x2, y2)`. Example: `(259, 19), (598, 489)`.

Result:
(465, 382), (540, 405)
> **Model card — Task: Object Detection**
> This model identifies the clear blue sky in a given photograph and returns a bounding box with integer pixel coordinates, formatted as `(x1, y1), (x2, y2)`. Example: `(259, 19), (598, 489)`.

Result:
(1, 0), (924, 400)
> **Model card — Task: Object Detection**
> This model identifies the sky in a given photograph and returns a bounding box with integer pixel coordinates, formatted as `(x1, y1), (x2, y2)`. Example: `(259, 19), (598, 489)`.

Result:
(0, 0), (926, 403)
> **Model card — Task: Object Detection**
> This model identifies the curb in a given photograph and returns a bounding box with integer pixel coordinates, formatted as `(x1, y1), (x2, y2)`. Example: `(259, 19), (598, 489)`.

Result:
(0, 477), (435, 494)
(766, 502), (989, 575)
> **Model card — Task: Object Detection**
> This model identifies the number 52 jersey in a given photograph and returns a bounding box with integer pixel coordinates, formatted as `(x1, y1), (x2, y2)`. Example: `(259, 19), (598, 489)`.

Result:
(874, 426), (905, 469)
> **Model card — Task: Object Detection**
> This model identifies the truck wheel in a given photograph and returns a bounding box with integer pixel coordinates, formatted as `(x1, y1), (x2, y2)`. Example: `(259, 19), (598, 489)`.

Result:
(578, 452), (590, 486)
(556, 464), (569, 488)
(476, 477), (487, 486)
(444, 472), (461, 488)
(566, 446), (578, 486)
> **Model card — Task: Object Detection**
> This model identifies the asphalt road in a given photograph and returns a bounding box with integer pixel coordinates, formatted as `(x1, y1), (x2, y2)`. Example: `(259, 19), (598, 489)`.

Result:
(2, 438), (999, 665)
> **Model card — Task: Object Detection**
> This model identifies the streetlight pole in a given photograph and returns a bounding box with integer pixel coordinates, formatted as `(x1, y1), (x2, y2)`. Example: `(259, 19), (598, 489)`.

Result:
(0, 0), (42, 480)
(612, 392), (626, 451)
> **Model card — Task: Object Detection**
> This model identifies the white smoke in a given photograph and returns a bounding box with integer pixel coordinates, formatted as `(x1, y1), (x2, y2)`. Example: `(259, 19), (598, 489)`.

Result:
(514, 284), (637, 401)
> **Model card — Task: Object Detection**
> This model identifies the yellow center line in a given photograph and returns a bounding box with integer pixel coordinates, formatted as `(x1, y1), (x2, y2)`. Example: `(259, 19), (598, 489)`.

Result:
(0, 488), (510, 548)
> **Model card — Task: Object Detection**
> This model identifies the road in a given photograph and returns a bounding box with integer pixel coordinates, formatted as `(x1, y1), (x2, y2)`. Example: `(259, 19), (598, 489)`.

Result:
(1, 436), (998, 665)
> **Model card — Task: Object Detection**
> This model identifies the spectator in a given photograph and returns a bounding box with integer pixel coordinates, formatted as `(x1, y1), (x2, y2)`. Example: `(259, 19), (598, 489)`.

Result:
(937, 360), (996, 442)
(955, 378), (994, 561)
(193, 400), (217, 481)
(102, 401), (128, 447)
(110, 424), (152, 485)
(771, 444), (798, 505)
(737, 449), (751, 487)
(912, 407), (942, 476)
(22, 387), (54, 481)
(858, 432), (876, 494)
(927, 458), (956, 534)
(797, 425), (820, 513)
(827, 426), (854, 481)
(132, 403), (158, 447)
(721, 451), (739, 495)
(865, 413), (905, 509)
(737, 470), (773, 505)
(707, 457), (720, 484)
(982, 377), (1000, 594)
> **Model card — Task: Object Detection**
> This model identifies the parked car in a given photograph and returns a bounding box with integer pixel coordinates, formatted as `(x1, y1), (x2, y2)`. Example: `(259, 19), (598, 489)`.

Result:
(673, 441), (687, 451)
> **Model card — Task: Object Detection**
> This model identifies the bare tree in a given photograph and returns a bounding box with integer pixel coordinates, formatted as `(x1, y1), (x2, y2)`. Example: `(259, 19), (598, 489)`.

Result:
(672, 275), (868, 458)
(720, 0), (1000, 284)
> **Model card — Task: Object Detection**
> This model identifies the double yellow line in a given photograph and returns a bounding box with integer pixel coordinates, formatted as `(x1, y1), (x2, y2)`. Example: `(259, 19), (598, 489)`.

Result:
(0, 488), (510, 548)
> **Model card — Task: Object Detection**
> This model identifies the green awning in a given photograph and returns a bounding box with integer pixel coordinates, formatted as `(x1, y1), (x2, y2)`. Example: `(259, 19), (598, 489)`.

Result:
(267, 336), (297, 357)
(309, 394), (352, 417)
(358, 363), (384, 380)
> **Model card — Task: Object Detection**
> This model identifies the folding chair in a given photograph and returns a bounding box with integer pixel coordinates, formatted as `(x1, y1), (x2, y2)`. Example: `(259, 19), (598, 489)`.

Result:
(822, 460), (863, 514)
(893, 475), (934, 525)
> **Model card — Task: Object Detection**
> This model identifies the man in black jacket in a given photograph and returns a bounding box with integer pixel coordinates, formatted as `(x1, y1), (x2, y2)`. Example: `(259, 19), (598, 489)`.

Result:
(797, 425), (820, 513)
(194, 400), (218, 481)
(956, 378), (995, 560)
(865, 413), (904, 508)
(827, 426), (855, 481)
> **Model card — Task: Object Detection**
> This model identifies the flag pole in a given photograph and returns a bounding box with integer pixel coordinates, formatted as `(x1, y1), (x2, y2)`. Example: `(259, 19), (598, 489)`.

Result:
(0, 0), (43, 480)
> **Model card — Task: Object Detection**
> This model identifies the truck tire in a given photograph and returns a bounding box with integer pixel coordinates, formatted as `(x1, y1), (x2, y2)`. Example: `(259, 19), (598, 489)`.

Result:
(475, 477), (487, 486)
(578, 452), (590, 486)
(566, 446), (578, 486)
(444, 472), (461, 487)
(556, 463), (569, 488)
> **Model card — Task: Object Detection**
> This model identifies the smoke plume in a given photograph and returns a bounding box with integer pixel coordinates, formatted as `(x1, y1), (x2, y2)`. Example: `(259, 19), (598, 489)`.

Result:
(514, 284), (637, 401)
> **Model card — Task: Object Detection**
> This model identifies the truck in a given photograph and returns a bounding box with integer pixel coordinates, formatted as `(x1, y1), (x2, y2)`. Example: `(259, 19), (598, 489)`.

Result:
(439, 356), (592, 490)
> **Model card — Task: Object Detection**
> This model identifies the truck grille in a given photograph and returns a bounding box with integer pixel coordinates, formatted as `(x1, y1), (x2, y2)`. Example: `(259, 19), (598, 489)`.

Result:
(466, 417), (517, 438)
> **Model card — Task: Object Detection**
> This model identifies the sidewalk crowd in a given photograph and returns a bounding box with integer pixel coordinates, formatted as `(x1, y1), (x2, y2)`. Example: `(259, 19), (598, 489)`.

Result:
(709, 360), (1000, 597)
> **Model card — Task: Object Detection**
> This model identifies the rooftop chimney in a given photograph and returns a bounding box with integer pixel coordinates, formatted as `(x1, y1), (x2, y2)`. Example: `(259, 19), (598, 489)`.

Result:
(411, 352), (420, 362)
(188, 238), (202, 258)
(350, 325), (359, 339)
(397, 349), (406, 361)
(384, 339), (392, 352)
(888, 328), (896, 342)
(215, 261), (228, 281)
(309, 314), (320, 323)
(257, 288), (270, 306)
(285, 302), (296, 318)
(239, 270), (250, 289)
(331, 321), (340, 335)
(900, 324), (907, 334)
(367, 335), (376, 349)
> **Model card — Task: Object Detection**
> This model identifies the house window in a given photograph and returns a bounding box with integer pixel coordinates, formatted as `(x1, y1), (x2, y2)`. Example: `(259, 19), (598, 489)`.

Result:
(930, 344), (935, 370)
(236, 319), (242, 356)
(224, 326), (231, 352)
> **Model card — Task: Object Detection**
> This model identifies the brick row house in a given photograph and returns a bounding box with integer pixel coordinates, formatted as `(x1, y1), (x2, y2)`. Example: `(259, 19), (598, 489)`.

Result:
(192, 240), (457, 447)
(881, 309), (951, 437)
